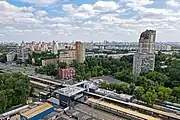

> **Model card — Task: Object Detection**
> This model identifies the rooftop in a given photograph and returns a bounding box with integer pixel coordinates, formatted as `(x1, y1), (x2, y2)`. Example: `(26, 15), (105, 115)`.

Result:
(55, 86), (85, 97)
(21, 103), (53, 119)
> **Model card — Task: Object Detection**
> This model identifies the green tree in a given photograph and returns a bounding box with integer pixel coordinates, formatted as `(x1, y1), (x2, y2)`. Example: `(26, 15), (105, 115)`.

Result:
(91, 68), (98, 77)
(135, 76), (147, 86)
(117, 82), (130, 94)
(129, 83), (136, 95)
(29, 87), (35, 97)
(135, 76), (158, 91)
(76, 75), (83, 81)
(0, 73), (29, 114)
(99, 82), (108, 88)
(114, 69), (134, 83)
(36, 63), (57, 76)
(46, 63), (57, 75)
(146, 72), (169, 85)
(71, 60), (78, 68)
(169, 68), (180, 87)
(142, 91), (157, 106)
(134, 86), (145, 100)
(0, 90), (7, 113)
(32, 51), (56, 66)
(58, 62), (67, 69)
(172, 87), (180, 101)
(6, 89), (15, 108)
(157, 86), (172, 102)
(85, 71), (91, 80)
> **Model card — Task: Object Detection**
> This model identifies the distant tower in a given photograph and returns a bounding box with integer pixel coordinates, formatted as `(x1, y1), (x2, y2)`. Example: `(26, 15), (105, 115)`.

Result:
(75, 41), (85, 63)
(52, 40), (58, 54)
(133, 30), (156, 77)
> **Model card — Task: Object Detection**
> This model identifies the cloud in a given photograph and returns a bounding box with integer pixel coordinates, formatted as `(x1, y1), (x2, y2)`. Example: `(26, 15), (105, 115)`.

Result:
(0, 1), (21, 12)
(14, 18), (43, 24)
(62, 4), (75, 13)
(35, 10), (47, 16)
(19, 0), (57, 5)
(93, 1), (119, 11)
(0, 1), (35, 25)
(1, 0), (180, 43)
(22, 6), (36, 12)
(73, 12), (94, 19)
(5, 26), (16, 30)
(135, 7), (172, 19)
(166, 0), (180, 7)
(0, 33), (5, 36)
(44, 17), (70, 23)
(63, 1), (120, 20)
(126, 0), (154, 8)
(63, 1), (120, 13)
(78, 4), (93, 13)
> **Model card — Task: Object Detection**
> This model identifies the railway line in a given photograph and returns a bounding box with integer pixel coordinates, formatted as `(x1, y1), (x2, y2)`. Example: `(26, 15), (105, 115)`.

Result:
(29, 75), (68, 86)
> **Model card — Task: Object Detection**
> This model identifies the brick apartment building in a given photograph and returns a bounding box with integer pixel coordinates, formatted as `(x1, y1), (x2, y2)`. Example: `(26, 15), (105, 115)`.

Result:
(58, 67), (75, 80)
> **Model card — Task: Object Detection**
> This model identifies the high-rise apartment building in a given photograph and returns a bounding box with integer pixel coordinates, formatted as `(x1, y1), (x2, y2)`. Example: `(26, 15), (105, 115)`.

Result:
(52, 40), (58, 54)
(16, 46), (29, 63)
(75, 41), (85, 63)
(133, 30), (156, 76)
(138, 30), (156, 54)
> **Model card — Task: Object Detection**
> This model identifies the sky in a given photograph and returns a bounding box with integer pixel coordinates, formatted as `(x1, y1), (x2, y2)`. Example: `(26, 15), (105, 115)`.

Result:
(0, 0), (180, 43)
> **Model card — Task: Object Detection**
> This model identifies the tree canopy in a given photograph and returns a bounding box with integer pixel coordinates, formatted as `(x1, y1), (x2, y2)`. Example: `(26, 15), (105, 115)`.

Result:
(0, 73), (30, 114)
(142, 90), (158, 106)
(37, 63), (57, 76)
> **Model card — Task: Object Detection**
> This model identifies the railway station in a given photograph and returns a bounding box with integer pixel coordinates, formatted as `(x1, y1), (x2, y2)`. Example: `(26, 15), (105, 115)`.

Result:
(19, 76), (180, 120)
(50, 86), (85, 107)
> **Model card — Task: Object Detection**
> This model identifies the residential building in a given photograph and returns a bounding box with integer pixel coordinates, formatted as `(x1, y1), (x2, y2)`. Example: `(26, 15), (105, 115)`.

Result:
(76, 41), (85, 63)
(52, 40), (58, 54)
(17, 46), (29, 62)
(58, 67), (75, 80)
(42, 41), (85, 66)
(133, 30), (156, 76)
(42, 58), (74, 66)
(25, 42), (51, 52)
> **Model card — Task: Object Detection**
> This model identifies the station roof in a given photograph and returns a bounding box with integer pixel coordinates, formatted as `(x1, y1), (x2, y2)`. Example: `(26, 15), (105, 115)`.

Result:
(86, 92), (180, 119)
(21, 103), (53, 119)
(55, 86), (85, 97)
(88, 98), (158, 120)
(71, 80), (89, 87)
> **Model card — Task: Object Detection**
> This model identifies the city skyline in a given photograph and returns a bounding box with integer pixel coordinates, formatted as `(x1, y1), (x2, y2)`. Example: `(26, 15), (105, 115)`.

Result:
(0, 0), (180, 42)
